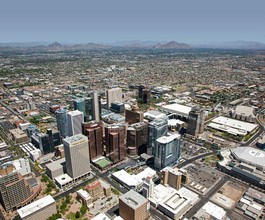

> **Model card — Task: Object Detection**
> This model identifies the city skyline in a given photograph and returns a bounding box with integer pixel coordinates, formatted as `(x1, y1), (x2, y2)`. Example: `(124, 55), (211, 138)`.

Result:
(0, 0), (265, 44)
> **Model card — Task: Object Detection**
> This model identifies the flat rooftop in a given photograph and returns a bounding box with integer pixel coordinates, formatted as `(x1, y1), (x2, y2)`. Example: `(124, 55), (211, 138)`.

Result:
(144, 110), (166, 119)
(156, 133), (181, 144)
(67, 110), (83, 116)
(77, 189), (91, 200)
(54, 173), (73, 185)
(112, 167), (156, 188)
(63, 133), (87, 144)
(17, 195), (55, 218)
(210, 116), (258, 133)
(198, 202), (226, 220)
(120, 190), (148, 209)
(46, 158), (65, 171)
(161, 103), (192, 117)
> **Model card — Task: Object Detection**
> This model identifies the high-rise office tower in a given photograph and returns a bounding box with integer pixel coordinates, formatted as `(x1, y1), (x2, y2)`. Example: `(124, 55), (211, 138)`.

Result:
(119, 190), (150, 220)
(91, 92), (101, 121)
(142, 176), (154, 199)
(82, 121), (103, 160)
(161, 167), (190, 189)
(127, 122), (148, 156)
(187, 108), (205, 137)
(142, 89), (151, 104)
(154, 133), (181, 170)
(105, 124), (126, 163)
(85, 97), (92, 121)
(56, 108), (68, 137)
(161, 167), (182, 190)
(106, 88), (122, 109)
(31, 129), (61, 155)
(73, 98), (86, 120)
(147, 117), (168, 155)
(63, 134), (90, 181)
(0, 164), (39, 211)
(67, 110), (84, 137)
(138, 85), (145, 99)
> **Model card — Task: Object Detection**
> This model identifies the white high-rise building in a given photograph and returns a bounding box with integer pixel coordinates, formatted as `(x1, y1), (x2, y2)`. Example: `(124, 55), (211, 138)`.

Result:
(67, 110), (84, 137)
(63, 134), (90, 181)
(142, 176), (154, 199)
(106, 88), (122, 109)
(92, 92), (101, 121)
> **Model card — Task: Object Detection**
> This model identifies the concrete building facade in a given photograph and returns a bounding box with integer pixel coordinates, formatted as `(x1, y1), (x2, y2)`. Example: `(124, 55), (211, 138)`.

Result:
(63, 134), (90, 181)
(106, 88), (122, 109)
(119, 190), (150, 220)
(67, 110), (84, 137)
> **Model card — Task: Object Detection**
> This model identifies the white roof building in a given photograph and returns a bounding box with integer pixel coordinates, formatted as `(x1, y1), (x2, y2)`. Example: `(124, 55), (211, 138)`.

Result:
(112, 167), (156, 189)
(231, 147), (265, 171)
(148, 184), (199, 220)
(91, 213), (111, 220)
(193, 202), (226, 220)
(17, 195), (56, 220)
(208, 116), (258, 136)
(54, 173), (73, 188)
(161, 103), (192, 118)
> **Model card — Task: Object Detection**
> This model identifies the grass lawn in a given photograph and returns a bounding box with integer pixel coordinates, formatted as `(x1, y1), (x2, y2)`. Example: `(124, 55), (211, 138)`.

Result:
(94, 157), (112, 169)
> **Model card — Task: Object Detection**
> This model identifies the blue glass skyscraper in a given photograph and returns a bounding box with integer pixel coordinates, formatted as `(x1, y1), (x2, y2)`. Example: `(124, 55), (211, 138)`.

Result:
(73, 98), (86, 120)
(147, 117), (168, 155)
(55, 108), (68, 137)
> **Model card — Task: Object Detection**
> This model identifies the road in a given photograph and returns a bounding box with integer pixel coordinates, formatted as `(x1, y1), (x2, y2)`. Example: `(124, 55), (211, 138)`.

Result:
(242, 112), (265, 146)
(54, 165), (128, 201)
(177, 151), (216, 168)
(0, 100), (24, 120)
(183, 175), (229, 219)
(54, 175), (96, 200)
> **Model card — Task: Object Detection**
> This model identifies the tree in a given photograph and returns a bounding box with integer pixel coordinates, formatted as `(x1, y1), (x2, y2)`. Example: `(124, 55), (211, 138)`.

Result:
(48, 213), (61, 220)
(80, 204), (87, 215)
(75, 211), (81, 219)
(65, 195), (71, 204)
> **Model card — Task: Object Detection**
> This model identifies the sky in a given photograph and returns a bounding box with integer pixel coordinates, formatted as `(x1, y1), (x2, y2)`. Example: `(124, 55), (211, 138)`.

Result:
(0, 0), (265, 44)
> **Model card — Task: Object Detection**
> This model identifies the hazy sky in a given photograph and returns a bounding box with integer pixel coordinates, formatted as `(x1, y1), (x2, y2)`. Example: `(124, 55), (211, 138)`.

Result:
(0, 0), (265, 43)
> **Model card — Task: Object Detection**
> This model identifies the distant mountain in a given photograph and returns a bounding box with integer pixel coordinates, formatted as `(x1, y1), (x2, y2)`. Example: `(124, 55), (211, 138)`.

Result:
(0, 42), (51, 47)
(153, 41), (191, 49)
(195, 41), (265, 49)
(48, 41), (63, 50)
(111, 40), (166, 47)
(0, 41), (112, 51)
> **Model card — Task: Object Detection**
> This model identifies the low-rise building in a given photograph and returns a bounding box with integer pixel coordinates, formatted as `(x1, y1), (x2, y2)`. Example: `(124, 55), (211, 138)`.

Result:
(45, 158), (65, 180)
(77, 189), (92, 207)
(9, 128), (29, 144)
(86, 181), (103, 200)
(17, 195), (56, 220)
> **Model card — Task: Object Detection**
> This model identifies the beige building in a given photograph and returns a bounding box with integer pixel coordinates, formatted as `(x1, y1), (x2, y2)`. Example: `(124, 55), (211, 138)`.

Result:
(17, 195), (56, 220)
(119, 190), (150, 220)
(86, 181), (103, 200)
(9, 128), (29, 144)
(161, 167), (189, 190)
(106, 88), (122, 109)
(63, 134), (91, 181)
(98, 179), (111, 197)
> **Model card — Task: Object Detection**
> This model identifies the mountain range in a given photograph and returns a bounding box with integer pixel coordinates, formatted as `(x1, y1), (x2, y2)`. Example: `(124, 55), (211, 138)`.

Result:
(0, 40), (265, 50)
